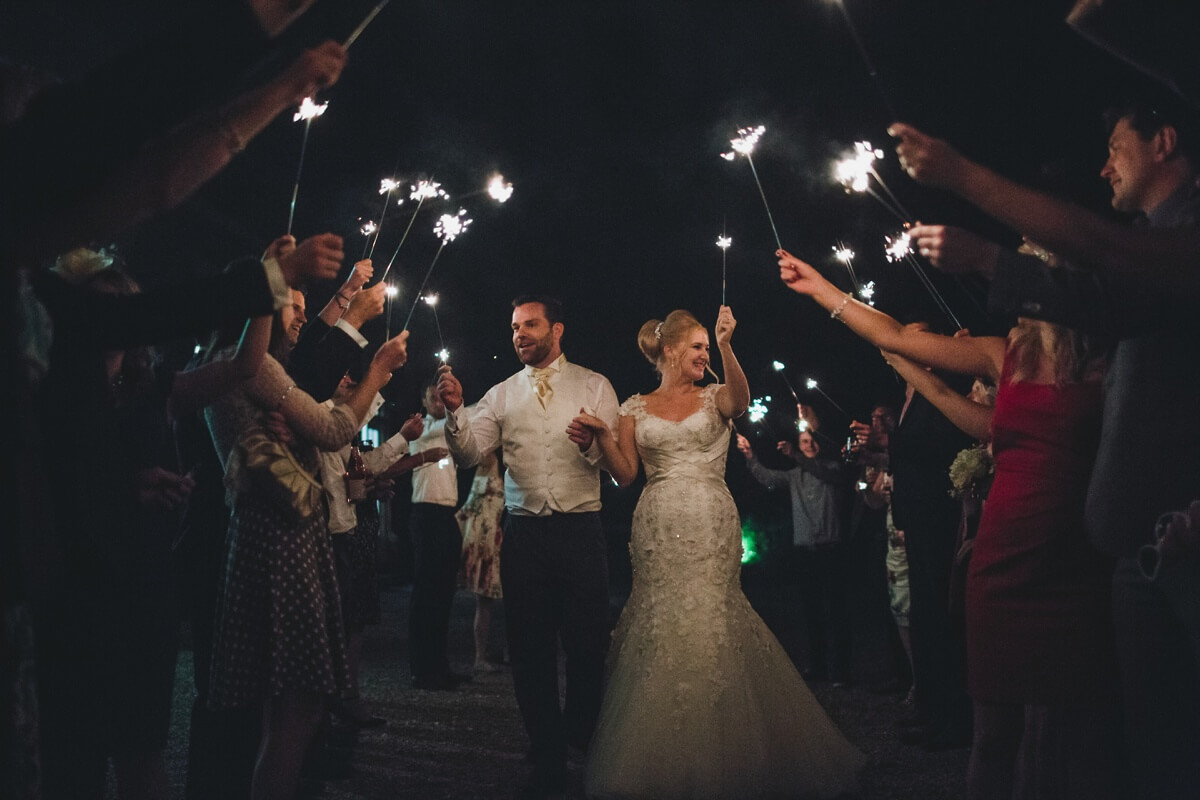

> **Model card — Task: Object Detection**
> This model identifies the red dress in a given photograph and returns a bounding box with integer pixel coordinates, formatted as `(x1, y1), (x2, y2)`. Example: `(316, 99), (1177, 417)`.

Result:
(966, 361), (1116, 704)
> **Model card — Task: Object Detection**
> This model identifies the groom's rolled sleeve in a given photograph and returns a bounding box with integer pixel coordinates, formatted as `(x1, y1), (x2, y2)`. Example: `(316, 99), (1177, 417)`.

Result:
(445, 388), (503, 469)
(581, 375), (620, 469)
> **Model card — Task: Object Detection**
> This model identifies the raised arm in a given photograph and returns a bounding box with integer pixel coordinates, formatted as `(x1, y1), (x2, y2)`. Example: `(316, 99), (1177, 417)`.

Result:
(168, 314), (272, 419)
(437, 366), (501, 470)
(890, 122), (1200, 296)
(777, 249), (1006, 383)
(881, 350), (995, 442)
(714, 306), (749, 419)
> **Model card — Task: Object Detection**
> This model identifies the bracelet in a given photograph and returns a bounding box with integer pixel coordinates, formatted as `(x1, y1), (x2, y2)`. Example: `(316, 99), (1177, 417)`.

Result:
(829, 293), (851, 322)
(337, 291), (353, 302)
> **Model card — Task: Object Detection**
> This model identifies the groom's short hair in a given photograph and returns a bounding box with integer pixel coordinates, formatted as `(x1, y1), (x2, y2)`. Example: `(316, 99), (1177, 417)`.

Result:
(512, 293), (564, 326)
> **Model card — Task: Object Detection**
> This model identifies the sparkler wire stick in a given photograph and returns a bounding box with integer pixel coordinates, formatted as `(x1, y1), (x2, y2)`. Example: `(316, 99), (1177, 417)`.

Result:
(378, 198), (425, 283)
(717, 230), (732, 305)
(401, 247), (446, 331)
(832, 0), (898, 121)
(343, 0), (391, 49)
(771, 361), (800, 401)
(286, 119), (314, 235)
(723, 126), (782, 251)
(806, 379), (853, 420)
(746, 155), (783, 251)
(366, 178), (400, 259)
(905, 254), (963, 329)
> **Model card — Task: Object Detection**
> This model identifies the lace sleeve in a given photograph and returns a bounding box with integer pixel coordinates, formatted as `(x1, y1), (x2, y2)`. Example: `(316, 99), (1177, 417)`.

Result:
(245, 355), (357, 450)
(619, 394), (645, 418)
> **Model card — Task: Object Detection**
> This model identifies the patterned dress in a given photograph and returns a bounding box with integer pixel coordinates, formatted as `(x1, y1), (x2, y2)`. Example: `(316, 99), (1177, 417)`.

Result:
(457, 454), (505, 599)
(584, 384), (864, 800)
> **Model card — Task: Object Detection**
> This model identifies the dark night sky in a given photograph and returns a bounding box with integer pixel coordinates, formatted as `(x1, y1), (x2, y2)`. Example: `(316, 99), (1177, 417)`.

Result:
(5, 0), (1160, 434)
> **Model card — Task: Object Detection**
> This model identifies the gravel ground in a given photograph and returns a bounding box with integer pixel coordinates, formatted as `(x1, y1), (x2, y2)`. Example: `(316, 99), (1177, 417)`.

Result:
(161, 572), (968, 799)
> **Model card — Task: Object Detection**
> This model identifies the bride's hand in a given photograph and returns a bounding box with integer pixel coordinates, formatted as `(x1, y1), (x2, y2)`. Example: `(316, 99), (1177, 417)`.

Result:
(715, 305), (736, 346)
(777, 249), (826, 296)
(567, 410), (608, 449)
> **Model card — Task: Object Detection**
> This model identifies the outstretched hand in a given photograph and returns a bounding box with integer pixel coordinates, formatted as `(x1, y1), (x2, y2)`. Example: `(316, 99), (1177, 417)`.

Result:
(277, 40), (348, 107)
(436, 365), (463, 412)
(278, 232), (344, 285)
(735, 433), (753, 458)
(370, 330), (408, 376)
(908, 224), (1000, 276)
(776, 250), (827, 296)
(399, 412), (425, 442)
(889, 122), (967, 191)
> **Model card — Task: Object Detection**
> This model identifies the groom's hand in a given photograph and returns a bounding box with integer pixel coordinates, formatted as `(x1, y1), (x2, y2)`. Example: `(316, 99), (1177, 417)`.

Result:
(567, 407), (597, 451)
(436, 365), (463, 412)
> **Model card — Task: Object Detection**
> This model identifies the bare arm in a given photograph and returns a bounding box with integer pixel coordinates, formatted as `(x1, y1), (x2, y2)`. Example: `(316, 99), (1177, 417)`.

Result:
(713, 305), (749, 419)
(777, 249), (1005, 382)
(890, 122), (1200, 295)
(882, 350), (995, 442)
(572, 412), (640, 487)
(167, 314), (272, 419)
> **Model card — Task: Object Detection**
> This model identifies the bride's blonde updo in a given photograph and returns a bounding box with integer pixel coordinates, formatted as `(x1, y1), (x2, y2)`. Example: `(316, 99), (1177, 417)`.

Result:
(637, 309), (704, 368)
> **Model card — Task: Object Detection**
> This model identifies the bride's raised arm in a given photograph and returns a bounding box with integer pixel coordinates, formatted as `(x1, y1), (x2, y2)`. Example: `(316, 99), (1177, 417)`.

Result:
(713, 305), (749, 419)
(570, 412), (640, 488)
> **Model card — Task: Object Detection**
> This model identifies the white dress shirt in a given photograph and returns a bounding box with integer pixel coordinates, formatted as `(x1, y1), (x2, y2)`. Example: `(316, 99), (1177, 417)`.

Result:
(411, 415), (458, 508)
(444, 354), (619, 516)
(319, 393), (411, 534)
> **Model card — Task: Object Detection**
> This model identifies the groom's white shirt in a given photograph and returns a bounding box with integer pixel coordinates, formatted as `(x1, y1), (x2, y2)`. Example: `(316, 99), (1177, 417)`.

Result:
(444, 354), (619, 516)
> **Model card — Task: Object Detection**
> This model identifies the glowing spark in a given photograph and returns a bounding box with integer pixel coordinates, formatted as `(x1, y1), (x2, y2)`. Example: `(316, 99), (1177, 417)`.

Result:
(410, 180), (448, 202)
(748, 397), (770, 424)
(437, 457), (451, 469)
(379, 177), (401, 195)
(717, 235), (732, 250)
(834, 141), (882, 193)
(293, 97), (328, 122)
(772, 360), (786, 372)
(385, 285), (399, 298)
(360, 220), (377, 237)
(805, 378), (819, 390)
(859, 280), (876, 305)
(798, 419), (809, 432)
(884, 230), (913, 263)
(434, 209), (473, 243)
(487, 175), (514, 203)
(833, 245), (855, 264)
(422, 293), (439, 307)
(436, 348), (450, 362)
(721, 124), (766, 160)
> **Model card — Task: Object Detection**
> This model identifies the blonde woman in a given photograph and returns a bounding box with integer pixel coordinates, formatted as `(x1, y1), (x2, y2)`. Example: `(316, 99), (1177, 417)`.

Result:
(573, 306), (864, 800)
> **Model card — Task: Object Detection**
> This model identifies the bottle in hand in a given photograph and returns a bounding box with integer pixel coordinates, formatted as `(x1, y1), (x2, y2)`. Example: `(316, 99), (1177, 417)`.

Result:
(345, 443), (369, 502)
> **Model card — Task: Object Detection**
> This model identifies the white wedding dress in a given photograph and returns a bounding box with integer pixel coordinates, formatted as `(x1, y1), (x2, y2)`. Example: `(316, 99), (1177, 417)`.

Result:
(584, 385), (865, 800)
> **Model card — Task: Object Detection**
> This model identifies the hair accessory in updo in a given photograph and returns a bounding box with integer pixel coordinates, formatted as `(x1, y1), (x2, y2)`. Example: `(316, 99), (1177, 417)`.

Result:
(654, 322), (663, 340)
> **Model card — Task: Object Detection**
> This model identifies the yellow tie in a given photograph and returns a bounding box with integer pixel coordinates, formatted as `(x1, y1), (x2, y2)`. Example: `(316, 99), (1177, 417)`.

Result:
(531, 368), (553, 408)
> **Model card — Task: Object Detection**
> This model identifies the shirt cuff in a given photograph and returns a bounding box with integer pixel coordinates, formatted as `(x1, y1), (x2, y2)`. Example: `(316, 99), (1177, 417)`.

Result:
(334, 318), (369, 348)
(262, 258), (291, 310)
(446, 404), (469, 433)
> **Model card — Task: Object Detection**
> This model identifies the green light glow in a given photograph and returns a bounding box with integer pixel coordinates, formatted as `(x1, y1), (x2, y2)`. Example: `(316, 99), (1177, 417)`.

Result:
(740, 521), (764, 565)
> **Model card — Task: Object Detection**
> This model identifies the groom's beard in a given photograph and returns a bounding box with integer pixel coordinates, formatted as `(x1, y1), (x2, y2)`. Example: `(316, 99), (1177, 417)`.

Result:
(515, 335), (553, 365)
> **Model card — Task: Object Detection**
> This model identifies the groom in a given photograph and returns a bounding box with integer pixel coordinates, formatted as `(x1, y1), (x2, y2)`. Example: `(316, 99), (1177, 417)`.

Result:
(437, 294), (619, 798)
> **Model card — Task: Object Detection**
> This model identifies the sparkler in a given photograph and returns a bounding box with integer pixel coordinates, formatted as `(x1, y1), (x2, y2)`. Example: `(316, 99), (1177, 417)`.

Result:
(363, 177), (401, 259)
(771, 360), (800, 401)
(804, 377), (852, 419)
(827, 0), (898, 120)
(833, 141), (913, 224)
(384, 283), (399, 336)
(859, 280), (876, 306)
(401, 209), (473, 331)
(343, 0), (391, 49)
(721, 125), (782, 251)
(832, 241), (860, 287)
(884, 229), (963, 329)
(487, 174), (514, 203)
(747, 396), (771, 424)
(379, 179), (449, 283)
(717, 233), (732, 304)
(286, 97), (329, 235)
(422, 293), (447, 356)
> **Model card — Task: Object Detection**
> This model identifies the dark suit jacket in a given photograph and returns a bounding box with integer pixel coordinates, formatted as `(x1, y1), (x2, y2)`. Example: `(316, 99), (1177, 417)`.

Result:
(288, 317), (368, 403)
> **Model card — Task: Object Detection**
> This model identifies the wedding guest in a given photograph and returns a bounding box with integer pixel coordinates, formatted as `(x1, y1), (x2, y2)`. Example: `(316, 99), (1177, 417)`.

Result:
(456, 449), (508, 674)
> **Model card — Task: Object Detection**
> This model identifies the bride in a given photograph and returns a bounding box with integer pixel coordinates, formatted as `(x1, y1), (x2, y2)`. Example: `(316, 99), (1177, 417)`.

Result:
(572, 306), (864, 800)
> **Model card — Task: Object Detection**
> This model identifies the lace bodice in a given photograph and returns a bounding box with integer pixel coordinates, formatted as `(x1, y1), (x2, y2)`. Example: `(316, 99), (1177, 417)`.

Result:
(619, 384), (732, 490)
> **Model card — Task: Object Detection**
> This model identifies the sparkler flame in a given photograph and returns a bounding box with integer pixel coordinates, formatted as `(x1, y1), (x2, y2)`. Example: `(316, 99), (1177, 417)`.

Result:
(410, 180), (448, 202)
(293, 97), (329, 122)
(385, 285), (399, 298)
(805, 378), (819, 390)
(884, 230), (913, 263)
(434, 209), (473, 243)
(487, 175), (514, 203)
(379, 178), (401, 194)
(833, 245), (855, 264)
(833, 140), (883, 193)
(859, 280), (876, 304)
(772, 360), (786, 372)
(720, 125), (766, 160)
(748, 397), (770, 424)
(360, 220), (377, 236)
(798, 419), (809, 432)
(716, 235), (732, 250)
(436, 348), (450, 362)
(422, 293), (439, 307)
